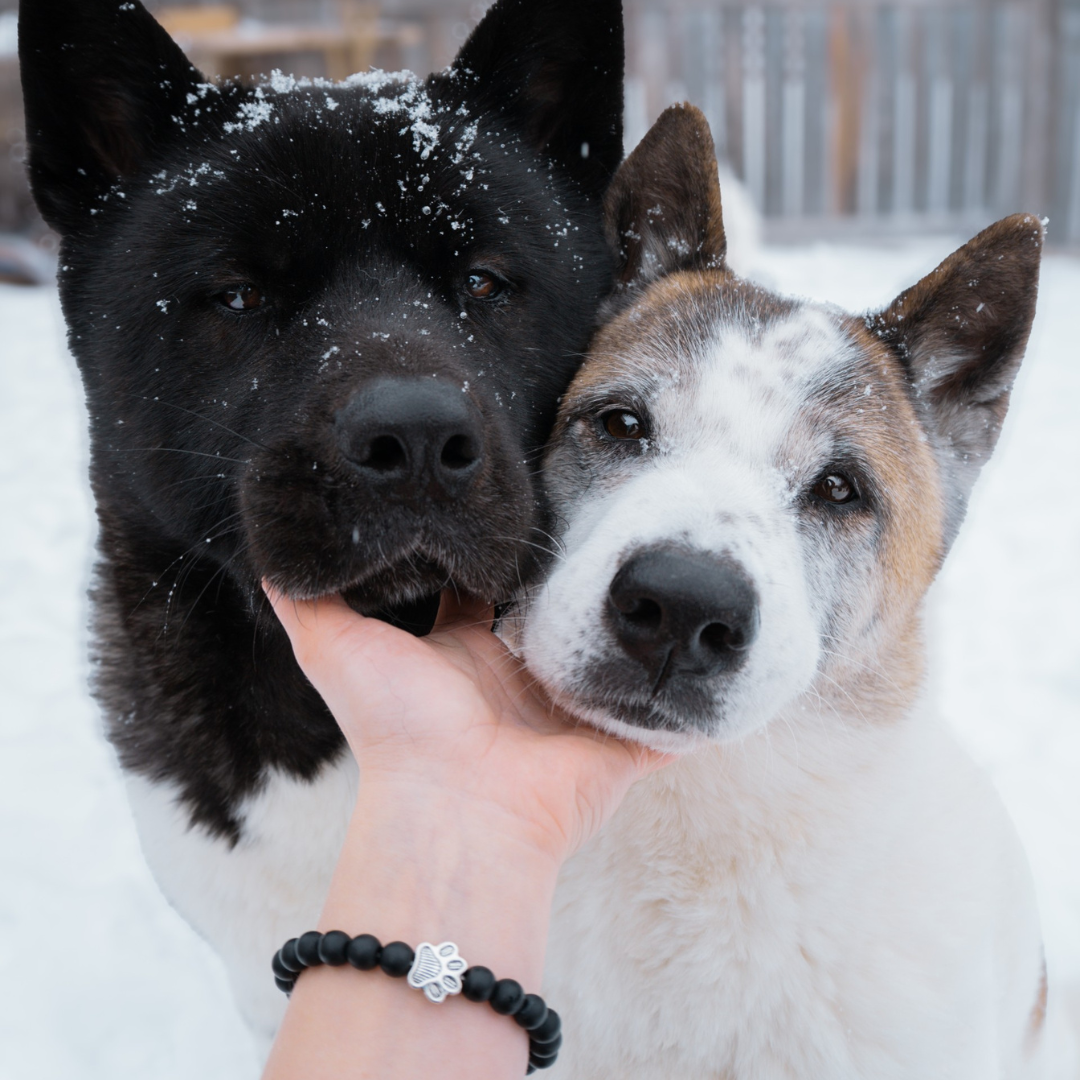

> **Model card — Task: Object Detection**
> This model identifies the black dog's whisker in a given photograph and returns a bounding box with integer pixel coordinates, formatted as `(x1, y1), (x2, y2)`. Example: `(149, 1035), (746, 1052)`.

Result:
(120, 392), (273, 452)
(104, 447), (252, 466)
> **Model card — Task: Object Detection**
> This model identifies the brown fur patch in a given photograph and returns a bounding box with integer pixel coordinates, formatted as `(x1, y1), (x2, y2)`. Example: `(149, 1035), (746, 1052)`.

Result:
(826, 316), (946, 715)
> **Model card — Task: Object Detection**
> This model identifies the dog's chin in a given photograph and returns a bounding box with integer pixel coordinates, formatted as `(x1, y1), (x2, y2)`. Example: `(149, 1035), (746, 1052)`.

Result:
(545, 689), (712, 754)
(277, 548), (513, 637)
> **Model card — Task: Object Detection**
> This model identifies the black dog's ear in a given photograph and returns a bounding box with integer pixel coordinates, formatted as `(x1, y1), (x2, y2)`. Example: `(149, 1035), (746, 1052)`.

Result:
(868, 213), (1044, 545)
(603, 104), (726, 288)
(19, 0), (205, 233)
(449, 0), (624, 198)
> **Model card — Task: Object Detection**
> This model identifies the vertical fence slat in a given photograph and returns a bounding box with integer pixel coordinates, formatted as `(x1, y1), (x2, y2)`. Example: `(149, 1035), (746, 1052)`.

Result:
(1060, 5), (1080, 242)
(948, 7), (972, 214)
(742, 7), (767, 210)
(854, 9), (879, 216)
(703, 7), (728, 162)
(926, 7), (953, 216)
(991, 5), (1025, 213)
(781, 9), (806, 217)
(891, 8), (916, 216)
(963, 5), (991, 216)
(803, 8), (829, 217)
(1021, 0), (1055, 222)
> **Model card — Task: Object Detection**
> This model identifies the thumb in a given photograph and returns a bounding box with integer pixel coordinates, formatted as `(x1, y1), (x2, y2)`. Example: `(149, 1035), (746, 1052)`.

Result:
(263, 584), (419, 693)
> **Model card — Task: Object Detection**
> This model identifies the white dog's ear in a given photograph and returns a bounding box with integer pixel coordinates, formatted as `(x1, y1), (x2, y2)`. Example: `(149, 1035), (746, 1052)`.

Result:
(867, 214), (1044, 544)
(603, 104), (727, 287)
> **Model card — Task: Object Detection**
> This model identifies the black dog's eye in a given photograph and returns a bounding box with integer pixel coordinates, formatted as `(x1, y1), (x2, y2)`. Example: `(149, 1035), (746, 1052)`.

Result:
(465, 271), (503, 300)
(600, 409), (646, 441)
(220, 284), (265, 312)
(812, 472), (859, 505)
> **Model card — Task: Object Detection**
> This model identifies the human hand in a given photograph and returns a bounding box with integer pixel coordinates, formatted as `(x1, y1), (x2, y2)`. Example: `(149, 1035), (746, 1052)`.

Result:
(265, 588), (671, 870)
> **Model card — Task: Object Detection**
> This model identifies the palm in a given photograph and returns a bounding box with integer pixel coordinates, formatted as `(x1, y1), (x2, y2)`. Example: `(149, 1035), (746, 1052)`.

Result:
(269, 591), (666, 862)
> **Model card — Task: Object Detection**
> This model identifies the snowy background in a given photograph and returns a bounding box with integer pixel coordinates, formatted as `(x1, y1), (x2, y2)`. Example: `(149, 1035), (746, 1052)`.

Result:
(1, 238), (1078, 1078)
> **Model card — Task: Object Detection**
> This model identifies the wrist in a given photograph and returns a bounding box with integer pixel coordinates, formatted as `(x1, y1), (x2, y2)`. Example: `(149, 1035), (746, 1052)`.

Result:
(317, 784), (560, 985)
(266, 786), (556, 1080)
(348, 769), (573, 874)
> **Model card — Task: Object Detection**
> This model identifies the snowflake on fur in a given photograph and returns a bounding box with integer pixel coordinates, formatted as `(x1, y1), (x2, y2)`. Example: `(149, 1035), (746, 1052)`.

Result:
(407, 942), (468, 1003)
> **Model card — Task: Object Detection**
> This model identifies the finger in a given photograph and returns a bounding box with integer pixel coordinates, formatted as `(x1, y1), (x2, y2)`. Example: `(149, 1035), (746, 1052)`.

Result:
(263, 583), (410, 684)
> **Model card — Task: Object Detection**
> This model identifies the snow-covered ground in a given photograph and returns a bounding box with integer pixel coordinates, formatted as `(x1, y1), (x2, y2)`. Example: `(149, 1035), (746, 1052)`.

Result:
(1, 239), (1077, 1078)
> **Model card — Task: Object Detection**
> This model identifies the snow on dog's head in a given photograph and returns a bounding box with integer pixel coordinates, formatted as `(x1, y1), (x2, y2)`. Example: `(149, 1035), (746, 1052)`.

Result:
(513, 105), (1044, 749)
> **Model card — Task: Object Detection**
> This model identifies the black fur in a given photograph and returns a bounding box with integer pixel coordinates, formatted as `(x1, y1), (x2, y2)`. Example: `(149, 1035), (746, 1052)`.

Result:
(20, 0), (624, 840)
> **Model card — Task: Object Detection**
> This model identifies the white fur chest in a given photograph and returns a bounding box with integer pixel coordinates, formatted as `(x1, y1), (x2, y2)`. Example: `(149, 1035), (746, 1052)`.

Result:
(543, 710), (1045, 1080)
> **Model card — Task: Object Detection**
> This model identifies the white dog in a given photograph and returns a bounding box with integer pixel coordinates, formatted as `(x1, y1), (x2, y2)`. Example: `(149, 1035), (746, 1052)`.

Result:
(505, 104), (1053, 1078)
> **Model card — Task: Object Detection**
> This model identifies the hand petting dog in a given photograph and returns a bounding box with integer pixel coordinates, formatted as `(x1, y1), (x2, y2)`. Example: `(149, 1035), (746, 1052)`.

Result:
(266, 586), (669, 868)
(262, 587), (668, 1079)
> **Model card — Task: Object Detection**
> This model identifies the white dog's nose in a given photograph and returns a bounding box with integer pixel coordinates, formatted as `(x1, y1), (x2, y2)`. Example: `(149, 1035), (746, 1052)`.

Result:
(606, 547), (759, 690)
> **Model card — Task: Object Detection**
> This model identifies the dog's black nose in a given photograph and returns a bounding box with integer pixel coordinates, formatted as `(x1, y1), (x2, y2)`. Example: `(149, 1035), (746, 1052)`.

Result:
(336, 378), (484, 500)
(607, 548), (759, 687)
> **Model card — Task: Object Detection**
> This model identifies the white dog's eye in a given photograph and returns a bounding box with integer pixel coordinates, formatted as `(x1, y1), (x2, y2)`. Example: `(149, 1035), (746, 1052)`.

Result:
(601, 409), (645, 441)
(812, 472), (859, 505)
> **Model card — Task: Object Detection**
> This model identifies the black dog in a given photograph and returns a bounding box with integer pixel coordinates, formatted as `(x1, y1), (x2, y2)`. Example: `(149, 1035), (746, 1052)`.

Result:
(19, 0), (623, 857)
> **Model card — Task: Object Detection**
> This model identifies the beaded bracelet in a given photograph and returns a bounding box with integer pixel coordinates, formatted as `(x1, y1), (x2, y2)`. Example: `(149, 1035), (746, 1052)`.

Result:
(272, 930), (562, 1074)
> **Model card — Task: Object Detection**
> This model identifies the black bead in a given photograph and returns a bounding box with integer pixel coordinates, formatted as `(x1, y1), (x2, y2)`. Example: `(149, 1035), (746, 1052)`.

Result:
(514, 994), (548, 1031)
(274, 976), (295, 995)
(280, 937), (304, 973)
(526, 1067), (536, 1076)
(380, 941), (415, 977)
(490, 978), (525, 1015)
(530, 1009), (561, 1045)
(296, 931), (325, 968)
(346, 934), (382, 971)
(272, 951), (295, 982)
(318, 930), (351, 966)
(462, 966), (496, 1002)
(529, 1032), (562, 1058)
(528, 1046), (559, 1070)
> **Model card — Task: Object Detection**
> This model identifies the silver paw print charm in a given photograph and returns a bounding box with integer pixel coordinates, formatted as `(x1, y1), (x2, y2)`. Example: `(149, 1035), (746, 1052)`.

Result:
(407, 941), (468, 1003)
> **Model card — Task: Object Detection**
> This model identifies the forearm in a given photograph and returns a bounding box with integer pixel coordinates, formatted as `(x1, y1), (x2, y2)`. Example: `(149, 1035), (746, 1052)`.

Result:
(262, 786), (560, 1080)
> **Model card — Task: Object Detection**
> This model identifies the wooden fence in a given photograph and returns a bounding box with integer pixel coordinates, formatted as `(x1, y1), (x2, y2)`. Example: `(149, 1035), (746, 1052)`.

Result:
(5, 0), (1080, 244)
(624, 0), (1080, 245)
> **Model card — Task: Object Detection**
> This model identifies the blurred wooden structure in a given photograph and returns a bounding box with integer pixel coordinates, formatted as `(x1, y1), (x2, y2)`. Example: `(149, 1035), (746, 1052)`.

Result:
(157, 2), (419, 81)
(0, 55), (40, 238)
(6, 0), (1080, 246)
(623, 0), (1080, 245)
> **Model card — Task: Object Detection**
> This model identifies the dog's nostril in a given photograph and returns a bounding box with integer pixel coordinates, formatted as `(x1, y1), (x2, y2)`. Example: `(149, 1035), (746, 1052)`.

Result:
(700, 621), (746, 653)
(619, 597), (663, 629)
(440, 433), (480, 472)
(362, 435), (408, 473)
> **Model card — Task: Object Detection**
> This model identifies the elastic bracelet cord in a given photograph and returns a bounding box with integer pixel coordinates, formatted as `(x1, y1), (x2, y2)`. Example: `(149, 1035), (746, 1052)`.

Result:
(272, 931), (562, 1074)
